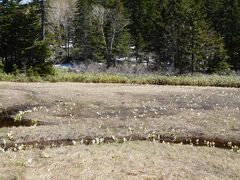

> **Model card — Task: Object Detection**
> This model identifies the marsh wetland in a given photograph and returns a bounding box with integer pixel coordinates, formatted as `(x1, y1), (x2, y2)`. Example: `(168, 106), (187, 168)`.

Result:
(0, 82), (239, 179)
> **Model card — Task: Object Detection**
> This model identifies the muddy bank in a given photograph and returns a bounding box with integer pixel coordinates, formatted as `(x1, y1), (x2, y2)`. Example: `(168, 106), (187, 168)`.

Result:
(1, 133), (239, 152)
(0, 104), (57, 128)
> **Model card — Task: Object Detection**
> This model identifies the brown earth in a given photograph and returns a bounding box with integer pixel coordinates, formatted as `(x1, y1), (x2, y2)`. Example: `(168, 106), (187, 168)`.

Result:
(0, 82), (239, 179)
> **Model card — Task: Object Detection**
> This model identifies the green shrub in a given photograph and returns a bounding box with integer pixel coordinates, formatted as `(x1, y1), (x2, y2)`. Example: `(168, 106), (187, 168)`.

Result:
(0, 61), (4, 73)
(12, 64), (20, 75)
(33, 63), (56, 76)
(0, 71), (240, 88)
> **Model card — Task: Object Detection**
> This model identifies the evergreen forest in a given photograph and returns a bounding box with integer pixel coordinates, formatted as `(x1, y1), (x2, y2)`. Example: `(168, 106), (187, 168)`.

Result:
(1, 0), (240, 75)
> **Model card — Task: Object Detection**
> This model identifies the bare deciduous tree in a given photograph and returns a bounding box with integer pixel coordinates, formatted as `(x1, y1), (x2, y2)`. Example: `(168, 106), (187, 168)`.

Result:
(91, 3), (129, 67)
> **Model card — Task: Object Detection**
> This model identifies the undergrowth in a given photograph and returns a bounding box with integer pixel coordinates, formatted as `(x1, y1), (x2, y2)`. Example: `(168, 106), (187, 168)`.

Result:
(0, 71), (239, 88)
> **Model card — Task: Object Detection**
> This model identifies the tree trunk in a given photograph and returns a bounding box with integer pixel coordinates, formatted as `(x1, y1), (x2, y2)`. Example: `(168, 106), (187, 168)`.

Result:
(191, 24), (195, 75)
(40, 0), (45, 40)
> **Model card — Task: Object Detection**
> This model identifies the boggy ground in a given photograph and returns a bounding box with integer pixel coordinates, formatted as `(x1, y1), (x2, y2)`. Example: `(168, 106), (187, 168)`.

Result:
(0, 82), (239, 179)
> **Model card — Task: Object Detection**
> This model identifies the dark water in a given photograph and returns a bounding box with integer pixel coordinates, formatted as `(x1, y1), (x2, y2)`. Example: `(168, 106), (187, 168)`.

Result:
(0, 104), (44, 128)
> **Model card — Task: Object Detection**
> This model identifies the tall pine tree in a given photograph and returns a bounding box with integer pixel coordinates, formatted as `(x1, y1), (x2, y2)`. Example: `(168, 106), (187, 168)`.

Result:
(0, 0), (53, 75)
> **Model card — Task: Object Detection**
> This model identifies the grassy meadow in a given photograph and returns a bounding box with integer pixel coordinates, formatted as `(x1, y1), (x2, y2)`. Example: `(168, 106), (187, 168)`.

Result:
(0, 71), (239, 88)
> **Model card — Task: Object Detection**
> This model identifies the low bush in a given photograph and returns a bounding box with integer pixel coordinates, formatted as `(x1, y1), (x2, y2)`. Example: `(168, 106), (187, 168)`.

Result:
(0, 70), (239, 88)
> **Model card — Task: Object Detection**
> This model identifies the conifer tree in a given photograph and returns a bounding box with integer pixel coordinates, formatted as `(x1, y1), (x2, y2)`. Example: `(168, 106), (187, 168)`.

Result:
(204, 0), (240, 70)
(0, 0), (53, 75)
(73, 0), (130, 67)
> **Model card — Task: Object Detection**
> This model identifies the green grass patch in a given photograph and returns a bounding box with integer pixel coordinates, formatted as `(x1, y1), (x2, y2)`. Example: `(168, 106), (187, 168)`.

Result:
(0, 71), (239, 88)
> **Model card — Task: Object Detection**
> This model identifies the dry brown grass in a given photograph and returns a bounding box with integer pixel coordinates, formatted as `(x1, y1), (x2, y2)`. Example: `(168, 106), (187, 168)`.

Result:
(0, 141), (240, 180)
(0, 83), (239, 145)
(0, 82), (239, 179)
